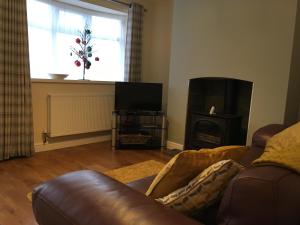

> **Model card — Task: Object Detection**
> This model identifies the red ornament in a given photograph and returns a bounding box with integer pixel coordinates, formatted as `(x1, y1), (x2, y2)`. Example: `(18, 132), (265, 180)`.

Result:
(74, 60), (81, 67)
(75, 38), (81, 44)
(95, 57), (99, 61)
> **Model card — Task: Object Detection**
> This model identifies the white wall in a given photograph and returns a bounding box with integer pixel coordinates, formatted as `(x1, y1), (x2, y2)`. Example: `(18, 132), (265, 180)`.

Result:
(140, 0), (173, 111)
(167, 0), (297, 147)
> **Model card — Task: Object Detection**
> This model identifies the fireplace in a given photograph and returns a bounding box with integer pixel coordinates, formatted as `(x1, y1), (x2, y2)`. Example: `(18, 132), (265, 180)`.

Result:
(188, 113), (242, 148)
(184, 77), (252, 149)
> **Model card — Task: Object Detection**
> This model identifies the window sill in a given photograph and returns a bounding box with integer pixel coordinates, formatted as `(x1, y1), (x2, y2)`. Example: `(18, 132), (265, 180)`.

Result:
(31, 78), (115, 85)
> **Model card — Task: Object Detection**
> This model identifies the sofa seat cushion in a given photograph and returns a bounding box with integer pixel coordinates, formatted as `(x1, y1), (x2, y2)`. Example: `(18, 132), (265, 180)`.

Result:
(146, 146), (248, 199)
(127, 175), (155, 193)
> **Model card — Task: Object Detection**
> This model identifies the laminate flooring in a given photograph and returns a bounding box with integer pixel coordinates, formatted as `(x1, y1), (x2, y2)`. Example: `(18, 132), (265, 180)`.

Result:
(0, 142), (170, 225)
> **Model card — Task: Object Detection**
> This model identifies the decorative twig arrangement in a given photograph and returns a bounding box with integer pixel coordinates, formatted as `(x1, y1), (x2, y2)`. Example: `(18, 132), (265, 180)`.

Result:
(70, 25), (99, 80)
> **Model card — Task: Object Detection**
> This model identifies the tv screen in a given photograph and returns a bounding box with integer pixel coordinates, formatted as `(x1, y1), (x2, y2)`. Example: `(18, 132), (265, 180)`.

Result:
(115, 82), (162, 111)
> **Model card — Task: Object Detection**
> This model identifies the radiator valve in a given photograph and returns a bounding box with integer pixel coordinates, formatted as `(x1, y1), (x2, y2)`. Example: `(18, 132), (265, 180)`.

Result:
(42, 131), (49, 144)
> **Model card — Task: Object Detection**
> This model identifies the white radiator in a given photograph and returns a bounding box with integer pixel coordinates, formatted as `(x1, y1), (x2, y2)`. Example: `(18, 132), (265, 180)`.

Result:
(47, 93), (114, 137)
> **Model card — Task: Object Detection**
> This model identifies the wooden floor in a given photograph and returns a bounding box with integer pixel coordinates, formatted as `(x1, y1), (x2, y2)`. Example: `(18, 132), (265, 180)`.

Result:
(0, 142), (170, 225)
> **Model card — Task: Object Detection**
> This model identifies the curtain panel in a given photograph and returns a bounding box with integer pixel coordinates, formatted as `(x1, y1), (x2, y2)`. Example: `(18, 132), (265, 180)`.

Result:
(0, 0), (34, 160)
(124, 3), (144, 82)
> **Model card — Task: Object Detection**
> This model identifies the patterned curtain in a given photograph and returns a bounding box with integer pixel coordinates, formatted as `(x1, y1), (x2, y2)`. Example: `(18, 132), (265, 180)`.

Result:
(0, 0), (34, 160)
(124, 3), (144, 82)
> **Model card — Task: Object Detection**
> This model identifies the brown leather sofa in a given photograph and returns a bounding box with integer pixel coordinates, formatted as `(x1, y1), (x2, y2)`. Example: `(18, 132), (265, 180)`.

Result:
(32, 124), (300, 225)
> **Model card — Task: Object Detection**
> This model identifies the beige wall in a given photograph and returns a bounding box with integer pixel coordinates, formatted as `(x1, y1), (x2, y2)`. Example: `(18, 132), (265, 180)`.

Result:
(139, 0), (173, 111)
(167, 0), (297, 146)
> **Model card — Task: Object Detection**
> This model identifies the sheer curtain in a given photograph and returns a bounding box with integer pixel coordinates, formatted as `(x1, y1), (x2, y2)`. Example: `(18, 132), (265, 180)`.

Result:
(27, 0), (127, 81)
(0, 0), (34, 160)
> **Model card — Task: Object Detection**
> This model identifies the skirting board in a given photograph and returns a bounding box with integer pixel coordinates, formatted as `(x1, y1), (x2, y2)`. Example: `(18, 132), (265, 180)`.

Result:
(34, 135), (111, 152)
(35, 137), (182, 152)
(167, 140), (184, 151)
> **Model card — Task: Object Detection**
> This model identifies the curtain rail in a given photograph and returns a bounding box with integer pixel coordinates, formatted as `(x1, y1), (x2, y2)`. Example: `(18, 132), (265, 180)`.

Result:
(106, 0), (147, 12)
(107, 0), (131, 7)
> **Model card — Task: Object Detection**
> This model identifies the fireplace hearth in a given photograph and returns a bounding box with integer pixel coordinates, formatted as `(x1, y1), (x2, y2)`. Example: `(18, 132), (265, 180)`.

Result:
(184, 77), (252, 149)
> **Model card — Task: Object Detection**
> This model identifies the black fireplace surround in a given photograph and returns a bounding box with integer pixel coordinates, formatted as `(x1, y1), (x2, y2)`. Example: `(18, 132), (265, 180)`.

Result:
(184, 77), (252, 149)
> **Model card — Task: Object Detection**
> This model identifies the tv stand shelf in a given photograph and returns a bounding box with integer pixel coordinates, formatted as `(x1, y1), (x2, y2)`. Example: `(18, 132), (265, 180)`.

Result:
(112, 111), (166, 150)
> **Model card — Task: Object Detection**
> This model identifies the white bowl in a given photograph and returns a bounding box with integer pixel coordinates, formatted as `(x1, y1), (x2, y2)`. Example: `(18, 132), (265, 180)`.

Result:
(49, 73), (69, 80)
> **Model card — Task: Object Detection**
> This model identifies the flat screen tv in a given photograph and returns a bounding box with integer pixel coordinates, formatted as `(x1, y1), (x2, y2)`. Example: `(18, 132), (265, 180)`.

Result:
(115, 82), (163, 111)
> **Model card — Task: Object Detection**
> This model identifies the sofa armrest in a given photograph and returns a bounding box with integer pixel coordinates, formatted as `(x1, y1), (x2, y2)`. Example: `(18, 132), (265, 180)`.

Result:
(251, 124), (286, 148)
(32, 170), (203, 225)
(217, 166), (300, 225)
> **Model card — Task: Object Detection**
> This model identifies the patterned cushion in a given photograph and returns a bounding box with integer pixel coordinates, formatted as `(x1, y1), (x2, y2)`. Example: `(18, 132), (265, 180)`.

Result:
(146, 146), (248, 199)
(156, 160), (243, 215)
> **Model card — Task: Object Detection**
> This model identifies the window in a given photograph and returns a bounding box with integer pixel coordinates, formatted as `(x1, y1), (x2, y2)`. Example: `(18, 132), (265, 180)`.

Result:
(27, 0), (127, 81)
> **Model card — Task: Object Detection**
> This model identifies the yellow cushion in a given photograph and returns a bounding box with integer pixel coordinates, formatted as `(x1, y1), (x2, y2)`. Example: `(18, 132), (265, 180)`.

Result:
(146, 145), (248, 199)
(263, 122), (300, 151)
(156, 159), (243, 215)
(253, 122), (300, 173)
